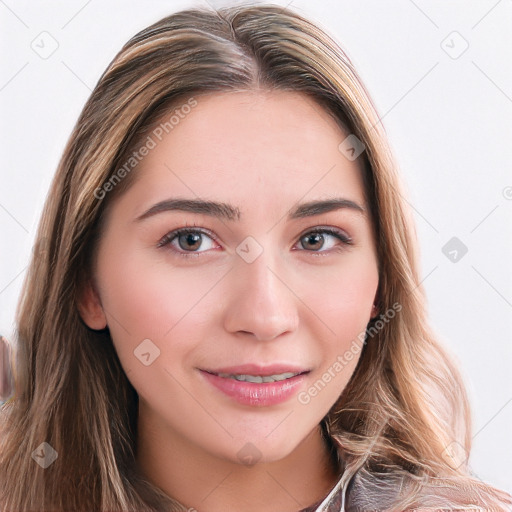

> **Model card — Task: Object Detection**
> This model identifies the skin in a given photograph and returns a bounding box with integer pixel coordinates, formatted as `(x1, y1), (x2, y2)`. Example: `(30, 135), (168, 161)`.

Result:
(79, 90), (379, 512)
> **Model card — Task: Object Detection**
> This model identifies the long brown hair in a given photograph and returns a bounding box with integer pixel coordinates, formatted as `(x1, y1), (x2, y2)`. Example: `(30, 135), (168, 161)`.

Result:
(1, 3), (510, 511)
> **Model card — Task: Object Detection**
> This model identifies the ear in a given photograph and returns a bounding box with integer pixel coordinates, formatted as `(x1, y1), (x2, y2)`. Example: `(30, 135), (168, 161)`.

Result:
(77, 277), (107, 330)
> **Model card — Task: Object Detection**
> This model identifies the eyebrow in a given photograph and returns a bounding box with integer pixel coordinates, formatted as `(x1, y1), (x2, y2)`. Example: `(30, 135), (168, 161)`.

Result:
(135, 197), (365, 223)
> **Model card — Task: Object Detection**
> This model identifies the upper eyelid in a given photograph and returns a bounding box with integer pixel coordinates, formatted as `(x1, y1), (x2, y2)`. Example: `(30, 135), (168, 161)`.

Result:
(165, 225), (351, 238)
(158, 225), (352, 248)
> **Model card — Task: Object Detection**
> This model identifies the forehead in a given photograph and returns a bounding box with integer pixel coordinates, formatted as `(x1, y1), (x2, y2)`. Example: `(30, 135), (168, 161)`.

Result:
(115, 90), (367, 219)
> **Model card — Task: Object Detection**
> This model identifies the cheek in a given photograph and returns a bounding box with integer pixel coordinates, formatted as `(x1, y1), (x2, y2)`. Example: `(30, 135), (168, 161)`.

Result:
(95, 242), (224, 367)
(96, 232), (377, 398)
(99, 238), (196, 325)
(297, 254), (378, 404)
(302, 251), (378, 335)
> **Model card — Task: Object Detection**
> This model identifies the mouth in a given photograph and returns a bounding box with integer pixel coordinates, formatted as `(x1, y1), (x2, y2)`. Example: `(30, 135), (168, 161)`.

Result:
(212, 371), (305, 383)
(199, 365), (311, 406)
(201, 363), (310, 381)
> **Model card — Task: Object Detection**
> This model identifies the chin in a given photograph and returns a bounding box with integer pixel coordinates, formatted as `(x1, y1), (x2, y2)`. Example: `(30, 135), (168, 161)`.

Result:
(217, 428), (309, 466)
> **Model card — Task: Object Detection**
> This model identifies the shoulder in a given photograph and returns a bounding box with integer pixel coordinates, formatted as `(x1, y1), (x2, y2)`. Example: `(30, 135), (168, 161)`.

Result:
(345, 468), (512, 512)
(325, 434), (511, 511)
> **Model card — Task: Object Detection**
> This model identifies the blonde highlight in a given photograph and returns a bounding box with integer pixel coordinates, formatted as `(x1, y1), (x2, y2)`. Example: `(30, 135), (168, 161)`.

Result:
(1, 3), (510, 511)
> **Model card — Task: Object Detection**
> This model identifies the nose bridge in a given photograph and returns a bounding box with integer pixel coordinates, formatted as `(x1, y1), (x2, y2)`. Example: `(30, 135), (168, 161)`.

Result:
(241, 246), (282, 304)
(224, 238), (299, 341)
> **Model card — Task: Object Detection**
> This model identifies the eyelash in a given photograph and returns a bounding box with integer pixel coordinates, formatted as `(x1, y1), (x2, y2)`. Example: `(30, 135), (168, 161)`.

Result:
(157, 223), (353, 259)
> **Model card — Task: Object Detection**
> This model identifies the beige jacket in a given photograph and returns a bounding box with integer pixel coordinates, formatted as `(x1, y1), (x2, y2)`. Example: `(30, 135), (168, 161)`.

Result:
(299, 435), (512, 512)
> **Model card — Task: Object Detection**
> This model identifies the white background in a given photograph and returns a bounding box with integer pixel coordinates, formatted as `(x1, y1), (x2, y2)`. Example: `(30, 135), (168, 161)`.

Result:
(1, 0), (511, 493)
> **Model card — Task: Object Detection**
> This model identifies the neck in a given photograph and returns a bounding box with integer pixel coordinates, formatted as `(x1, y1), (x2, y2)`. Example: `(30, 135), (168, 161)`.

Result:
(136, 406), (341, 512)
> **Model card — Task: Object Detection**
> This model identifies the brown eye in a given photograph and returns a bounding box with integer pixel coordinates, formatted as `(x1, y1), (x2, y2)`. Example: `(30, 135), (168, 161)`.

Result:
(157, 228), (218, 257)
(157, 226), (352, 260)
(298, 228), (352, 253)
(177, 231), (202, 251)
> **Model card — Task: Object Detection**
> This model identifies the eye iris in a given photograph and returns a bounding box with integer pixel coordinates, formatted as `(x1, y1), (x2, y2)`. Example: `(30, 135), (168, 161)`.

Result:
(179, 232), (202, 251)
(302, 232), (324, 250)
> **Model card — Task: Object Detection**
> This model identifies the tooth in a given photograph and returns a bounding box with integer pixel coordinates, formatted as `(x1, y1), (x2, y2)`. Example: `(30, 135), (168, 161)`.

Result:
(270, 372), (295, 381)
(277, 372), (296, 380)
(215, 371), (300, 382)
(244, 375), (264, 383)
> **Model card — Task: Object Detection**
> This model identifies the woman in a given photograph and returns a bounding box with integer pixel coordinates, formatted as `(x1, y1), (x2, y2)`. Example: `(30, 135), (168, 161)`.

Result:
(1, 4), (510, 511)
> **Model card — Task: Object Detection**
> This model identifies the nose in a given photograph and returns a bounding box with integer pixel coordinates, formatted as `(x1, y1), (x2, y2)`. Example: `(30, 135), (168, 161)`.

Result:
(223, 247), (299, 342)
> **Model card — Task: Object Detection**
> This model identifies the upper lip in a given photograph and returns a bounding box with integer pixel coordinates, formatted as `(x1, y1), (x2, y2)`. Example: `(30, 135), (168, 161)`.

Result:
(201, 364), (310, 376)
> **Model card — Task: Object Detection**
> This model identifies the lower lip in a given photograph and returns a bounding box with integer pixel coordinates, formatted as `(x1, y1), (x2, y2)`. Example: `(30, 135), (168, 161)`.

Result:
(200, 370), (308, 407)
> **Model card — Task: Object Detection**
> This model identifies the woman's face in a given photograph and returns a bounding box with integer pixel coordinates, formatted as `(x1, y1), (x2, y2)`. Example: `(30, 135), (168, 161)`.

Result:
(83, 90), (379, 464)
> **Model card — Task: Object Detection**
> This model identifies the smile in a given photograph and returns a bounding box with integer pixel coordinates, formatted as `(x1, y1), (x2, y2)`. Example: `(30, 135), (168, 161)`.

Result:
(199, 367), (310, 407)
(214, 371), (301, 383)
